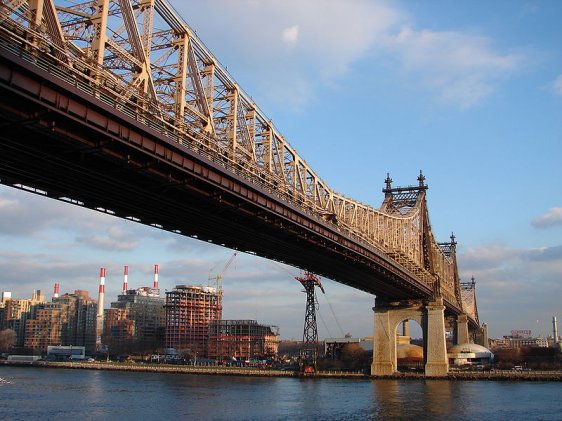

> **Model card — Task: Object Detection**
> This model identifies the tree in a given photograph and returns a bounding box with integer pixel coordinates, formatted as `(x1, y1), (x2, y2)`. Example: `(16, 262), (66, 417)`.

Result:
(0, 329), (16, 353)
(340, 343), (370, 371)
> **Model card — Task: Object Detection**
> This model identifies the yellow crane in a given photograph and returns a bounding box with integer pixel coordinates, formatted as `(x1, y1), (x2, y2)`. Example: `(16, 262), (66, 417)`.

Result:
(208, 251), (238, 291)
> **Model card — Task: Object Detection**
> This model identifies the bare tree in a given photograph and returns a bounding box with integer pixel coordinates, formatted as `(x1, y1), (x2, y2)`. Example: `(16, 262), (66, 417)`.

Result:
(0, 329), (16, 352)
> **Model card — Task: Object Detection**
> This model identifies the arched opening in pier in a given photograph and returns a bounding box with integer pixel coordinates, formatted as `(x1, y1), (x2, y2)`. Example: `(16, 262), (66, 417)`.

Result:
(395, 319), (424, 373)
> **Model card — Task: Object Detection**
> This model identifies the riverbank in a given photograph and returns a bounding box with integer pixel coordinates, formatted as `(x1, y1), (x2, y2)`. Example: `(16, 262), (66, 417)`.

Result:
(0, 360), (365, 378)
(374, 370), (562, 381)
(1, 360), (561, 380)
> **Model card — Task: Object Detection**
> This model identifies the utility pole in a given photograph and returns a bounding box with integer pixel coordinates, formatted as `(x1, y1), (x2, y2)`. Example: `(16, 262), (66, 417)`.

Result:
(295, 272), (325, 373)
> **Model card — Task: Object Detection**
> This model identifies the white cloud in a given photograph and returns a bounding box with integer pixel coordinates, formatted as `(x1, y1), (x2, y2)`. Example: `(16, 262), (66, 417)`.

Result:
(282, 25), (299, 45)
(459, 243), (562, 338)
(384, 27), (523, 108)
(76, 226), (138, 251)
(0, 185), (128, 236)
(532, 207), (562, 228)
(173, 0), (403, 109)
(553, 74), (562, 96)
(460, 244), (522, 270)
(174, 0), (524, 110)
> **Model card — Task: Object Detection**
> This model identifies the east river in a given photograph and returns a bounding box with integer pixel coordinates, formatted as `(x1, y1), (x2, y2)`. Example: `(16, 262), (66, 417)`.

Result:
(0, 366), (560, 420)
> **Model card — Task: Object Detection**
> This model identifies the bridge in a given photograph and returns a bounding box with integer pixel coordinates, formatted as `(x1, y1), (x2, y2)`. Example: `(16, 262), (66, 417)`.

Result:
(0, 0), (485, 376)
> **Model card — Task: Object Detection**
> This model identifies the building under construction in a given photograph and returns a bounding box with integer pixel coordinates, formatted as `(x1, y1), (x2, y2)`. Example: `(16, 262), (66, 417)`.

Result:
(208, 320), (279, 361)
(165, 285), (222, 357)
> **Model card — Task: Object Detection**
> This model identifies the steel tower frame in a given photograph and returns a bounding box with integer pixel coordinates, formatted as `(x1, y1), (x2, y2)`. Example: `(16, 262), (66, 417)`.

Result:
(296, 272), (325, 372)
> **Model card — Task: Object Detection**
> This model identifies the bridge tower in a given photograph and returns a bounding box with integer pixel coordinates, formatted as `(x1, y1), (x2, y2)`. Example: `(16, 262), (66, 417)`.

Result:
(372, 298), (449, 376)
(296, 272), (325, 373)
(372, 173), (449, 376)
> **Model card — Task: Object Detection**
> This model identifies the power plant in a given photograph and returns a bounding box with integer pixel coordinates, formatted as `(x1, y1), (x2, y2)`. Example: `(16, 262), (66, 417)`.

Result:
(122, 266), (128, 295)
(96, 268), (106, 351)
(0, 260), (278, 360)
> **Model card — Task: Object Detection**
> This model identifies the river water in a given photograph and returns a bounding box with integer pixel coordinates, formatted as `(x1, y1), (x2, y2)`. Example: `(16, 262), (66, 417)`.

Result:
(0, 366), (560, 420)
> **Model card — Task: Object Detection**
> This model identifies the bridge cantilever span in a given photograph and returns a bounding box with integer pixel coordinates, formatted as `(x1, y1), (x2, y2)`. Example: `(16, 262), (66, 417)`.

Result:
(0, 0), (479, 336)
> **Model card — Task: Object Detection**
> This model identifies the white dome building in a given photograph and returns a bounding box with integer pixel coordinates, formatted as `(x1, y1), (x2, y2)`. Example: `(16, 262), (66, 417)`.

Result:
(448, 343), (494, 366)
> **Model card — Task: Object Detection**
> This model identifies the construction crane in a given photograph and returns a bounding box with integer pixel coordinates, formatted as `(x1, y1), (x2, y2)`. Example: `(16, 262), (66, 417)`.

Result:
(295, 271), (325, 374)
(208, 252), (238, 292)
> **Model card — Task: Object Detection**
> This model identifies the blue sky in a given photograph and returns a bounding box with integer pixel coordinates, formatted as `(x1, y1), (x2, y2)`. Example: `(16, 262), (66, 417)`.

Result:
(1, 0), (561, 340)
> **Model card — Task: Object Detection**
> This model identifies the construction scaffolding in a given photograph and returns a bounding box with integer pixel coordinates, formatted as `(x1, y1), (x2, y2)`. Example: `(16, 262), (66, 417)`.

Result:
(165, 285), (222, 357)
(208, 320), (279, 361)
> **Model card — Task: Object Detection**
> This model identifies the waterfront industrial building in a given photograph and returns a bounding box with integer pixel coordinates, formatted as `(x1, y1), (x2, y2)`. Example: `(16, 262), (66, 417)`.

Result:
(1, 264), (280, 361)
(102, 265), (164, 354)
(46, 345), (86, 361)
(208, 320), (279, 361)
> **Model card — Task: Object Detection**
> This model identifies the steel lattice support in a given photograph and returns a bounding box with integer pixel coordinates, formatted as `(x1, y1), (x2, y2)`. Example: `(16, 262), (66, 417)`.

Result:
(460, 277), (480, 325)
(296, 272), (324, 372)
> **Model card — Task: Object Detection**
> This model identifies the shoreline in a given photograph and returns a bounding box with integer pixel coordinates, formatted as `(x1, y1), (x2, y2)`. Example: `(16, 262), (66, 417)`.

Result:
(2, 361), (561, 381)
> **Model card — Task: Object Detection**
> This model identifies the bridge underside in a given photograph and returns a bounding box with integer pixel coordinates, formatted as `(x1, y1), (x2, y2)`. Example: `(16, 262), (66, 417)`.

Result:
(0, 51), (456, 311)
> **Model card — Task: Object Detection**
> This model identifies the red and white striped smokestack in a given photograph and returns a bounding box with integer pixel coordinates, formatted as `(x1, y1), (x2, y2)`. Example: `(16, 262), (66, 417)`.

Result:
(53, 283), (59, 299)
(98, 268), (106, 294)
(153, 264), (159, 289)
(96, 268), (106, 349)
(97, 268), (106, 318)
(123, 265), (129, 294)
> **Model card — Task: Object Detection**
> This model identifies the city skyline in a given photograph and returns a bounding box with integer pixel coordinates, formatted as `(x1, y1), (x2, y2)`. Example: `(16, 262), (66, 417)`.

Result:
(1, 0), (561, 340)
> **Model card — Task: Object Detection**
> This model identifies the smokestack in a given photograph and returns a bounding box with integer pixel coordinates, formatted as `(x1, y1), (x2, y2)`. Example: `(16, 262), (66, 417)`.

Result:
(53, 283), (60, 299)
(123, 265), (129, 294)
(153, 264), (159, 289)
(554, 316), (559, 344)
(96, 268), (106, 349)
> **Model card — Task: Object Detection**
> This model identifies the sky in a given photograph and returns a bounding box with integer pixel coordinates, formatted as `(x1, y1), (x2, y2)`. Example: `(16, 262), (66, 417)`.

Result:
(1, 0), (561, 340)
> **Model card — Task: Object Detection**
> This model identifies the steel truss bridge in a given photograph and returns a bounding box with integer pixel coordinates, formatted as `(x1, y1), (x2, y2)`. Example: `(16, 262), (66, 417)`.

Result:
(0, 0), (479, 327)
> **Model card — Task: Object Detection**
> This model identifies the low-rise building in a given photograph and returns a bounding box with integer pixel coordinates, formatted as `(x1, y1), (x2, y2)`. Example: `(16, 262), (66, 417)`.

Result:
(492, 335), (549, 349)
(448, 343), (494, 366)
(208, 320), (279, 361)
(47, 345), (86, 360)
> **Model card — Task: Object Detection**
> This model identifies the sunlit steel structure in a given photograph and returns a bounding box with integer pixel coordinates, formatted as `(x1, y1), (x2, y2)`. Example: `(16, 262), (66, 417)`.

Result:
(0, 0), (484, 375)
(296, 272), (324, 372)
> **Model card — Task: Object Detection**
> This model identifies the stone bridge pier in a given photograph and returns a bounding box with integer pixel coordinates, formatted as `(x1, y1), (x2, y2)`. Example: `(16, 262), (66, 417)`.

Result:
(371, 297), (449, 376)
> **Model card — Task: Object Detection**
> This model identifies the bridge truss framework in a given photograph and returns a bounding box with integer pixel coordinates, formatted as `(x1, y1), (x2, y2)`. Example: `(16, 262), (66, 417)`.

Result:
(0, 0), (480, 332)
